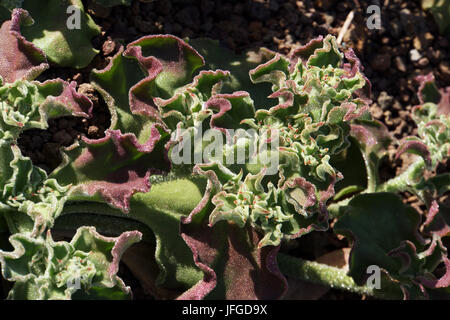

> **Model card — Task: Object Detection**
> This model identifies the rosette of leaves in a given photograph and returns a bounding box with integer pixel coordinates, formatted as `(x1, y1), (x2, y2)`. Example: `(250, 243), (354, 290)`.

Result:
(52, 33), (287, 299)
(0, 6), (447, 299)
(197, 35), (372, 248)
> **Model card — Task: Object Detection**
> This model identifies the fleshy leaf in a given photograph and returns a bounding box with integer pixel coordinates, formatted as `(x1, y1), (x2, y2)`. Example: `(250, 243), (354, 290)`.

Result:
(417, 73), (442, 105)
(20, 1), (101, 68)
(396, 138), (432, 166)
(0, 226), (141, 299)
(0, 79), (92, 140)
(0, 8), (48, 83)
(51, 126), (170, 213)
(423, 200), (450, 238)
(179, 175), (287, 299)
(91, 35), (204, 143)
(189, 38), (276, 110)
(61, 174), (208, 291)
(335, 193), (449, 298)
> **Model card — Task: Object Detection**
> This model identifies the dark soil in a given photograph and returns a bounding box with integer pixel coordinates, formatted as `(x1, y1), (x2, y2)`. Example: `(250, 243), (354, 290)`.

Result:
(10, 0), (450, 300)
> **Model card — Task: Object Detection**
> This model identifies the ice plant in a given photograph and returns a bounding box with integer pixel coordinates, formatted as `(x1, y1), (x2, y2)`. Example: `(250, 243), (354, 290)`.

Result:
(0, 8), (449, 300)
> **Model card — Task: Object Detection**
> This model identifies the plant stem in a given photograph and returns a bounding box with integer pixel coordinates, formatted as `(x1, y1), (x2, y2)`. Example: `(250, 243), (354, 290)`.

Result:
(277, 253), (401, 299)
(361, 152), (378, 193)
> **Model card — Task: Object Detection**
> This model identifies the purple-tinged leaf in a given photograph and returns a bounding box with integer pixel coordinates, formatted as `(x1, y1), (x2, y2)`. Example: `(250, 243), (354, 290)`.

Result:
(180, 219), (287, 300)
(396, 139), (432, 167)
(206, 91), (255, 131)
(21, 0), (101, 68)
(92, 35), (205, 142)
(350, 120), (391, 159)
(418, 257), (450, 289)
(416, 73), (441, 105)
(249, 53), (289, 88)
(126, 34), (205, 100)
(423, 200), (450, 238)
(0, 8), (48, 83)
(177, 164), (288, 299)
(189, 38), (276, 109)
(304, 35), (343, 68)
(290, 36), (324, 68)
(51, 125), (170, 213)
(36, 79), (93, 118)
(342, 48), (372, 100)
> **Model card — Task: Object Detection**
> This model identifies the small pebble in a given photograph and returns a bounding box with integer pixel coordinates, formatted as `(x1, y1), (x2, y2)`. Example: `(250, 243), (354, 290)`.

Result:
(394, 56), (407, 72)
(409, 49), (421, 62)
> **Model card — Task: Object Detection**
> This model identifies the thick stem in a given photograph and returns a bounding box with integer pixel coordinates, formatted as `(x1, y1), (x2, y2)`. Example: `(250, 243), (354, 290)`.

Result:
(277, 253), (401, 299)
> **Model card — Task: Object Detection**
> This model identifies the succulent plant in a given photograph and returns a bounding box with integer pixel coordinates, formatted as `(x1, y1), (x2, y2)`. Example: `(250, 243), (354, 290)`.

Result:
(0, 7), (449, 301)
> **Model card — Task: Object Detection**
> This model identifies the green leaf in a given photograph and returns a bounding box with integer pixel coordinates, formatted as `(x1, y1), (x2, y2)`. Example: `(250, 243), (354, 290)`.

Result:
(91, 35), (204, 143)
(335, 193), (448, 298)
(189, 38), (276, 110)
(0, 226), (141, 299)
(61, 175), (208, 291)
(21, 0), (101, 68)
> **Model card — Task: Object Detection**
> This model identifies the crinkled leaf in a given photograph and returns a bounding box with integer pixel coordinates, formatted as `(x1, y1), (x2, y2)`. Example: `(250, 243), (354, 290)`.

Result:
(0, 79), (92, 139)
(1, 143), (69, 234)
(179, 176), (287, 299)
(91, 35), (204, 143)
(0, 78), (91, 234)
(201, 163), (328, 248)
(189, 38), (276, 110)
(61, 175), (208, 291)
(0, 226), (141, 299)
